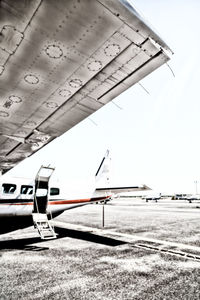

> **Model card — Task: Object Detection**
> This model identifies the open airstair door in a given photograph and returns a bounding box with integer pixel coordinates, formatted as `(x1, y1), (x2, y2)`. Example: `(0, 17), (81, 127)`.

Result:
(32, 166), (57, 240)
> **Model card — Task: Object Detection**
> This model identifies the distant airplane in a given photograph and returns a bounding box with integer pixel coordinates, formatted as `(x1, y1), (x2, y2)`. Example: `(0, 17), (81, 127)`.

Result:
(0, 151), (150, 239)
(173, 193), (200, 202)
(186, 194), (200, 203)
(144, 193), (162, 202)
(0, 0), (171, 239)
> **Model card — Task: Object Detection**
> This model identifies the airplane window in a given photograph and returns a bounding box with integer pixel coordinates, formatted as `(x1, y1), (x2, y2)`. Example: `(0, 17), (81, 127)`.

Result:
(36, 188), (48, 197)
(2, 183), (17, 194)
(50, 188), (60, 196)
(20, 185), (33, 195)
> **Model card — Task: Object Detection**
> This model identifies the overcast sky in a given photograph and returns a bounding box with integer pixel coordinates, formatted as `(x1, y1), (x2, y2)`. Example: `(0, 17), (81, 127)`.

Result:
(8, 0), (200, 194)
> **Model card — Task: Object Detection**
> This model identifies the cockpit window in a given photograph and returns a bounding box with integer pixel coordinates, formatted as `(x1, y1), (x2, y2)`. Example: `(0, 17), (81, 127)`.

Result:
(21, 185), (33, 195)
(2, 183), (17, 194)
(50, 187), (60, 196)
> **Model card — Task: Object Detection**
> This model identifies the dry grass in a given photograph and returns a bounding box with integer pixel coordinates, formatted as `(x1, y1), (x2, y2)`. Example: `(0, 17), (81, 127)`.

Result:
(0, 199), (200, 299)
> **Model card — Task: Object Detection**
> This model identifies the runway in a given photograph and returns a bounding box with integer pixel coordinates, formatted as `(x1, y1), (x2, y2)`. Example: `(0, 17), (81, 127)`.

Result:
(0, 198), (200, 299)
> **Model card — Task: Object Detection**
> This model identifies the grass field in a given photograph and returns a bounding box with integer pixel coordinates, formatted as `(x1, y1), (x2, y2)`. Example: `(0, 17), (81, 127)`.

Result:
(0, 199), (200, 299)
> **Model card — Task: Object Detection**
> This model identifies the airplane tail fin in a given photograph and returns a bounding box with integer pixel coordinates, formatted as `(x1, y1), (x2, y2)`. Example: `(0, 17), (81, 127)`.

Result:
(94, 150), (151, 199)
(95, 150), (111, 185)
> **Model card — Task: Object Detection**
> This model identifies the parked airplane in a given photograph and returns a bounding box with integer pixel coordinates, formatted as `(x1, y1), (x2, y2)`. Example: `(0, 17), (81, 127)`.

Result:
(0, 151), (150, 238)
(145, 193), (162, 202)
(0, 0), (171, 238)
(173, 193), (200, 202)
(186, 194), (200, 203)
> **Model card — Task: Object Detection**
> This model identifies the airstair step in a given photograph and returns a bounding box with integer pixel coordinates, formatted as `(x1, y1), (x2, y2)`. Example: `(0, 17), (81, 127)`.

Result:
(31, 166), (57, 240)
(32, 213), (57, 239)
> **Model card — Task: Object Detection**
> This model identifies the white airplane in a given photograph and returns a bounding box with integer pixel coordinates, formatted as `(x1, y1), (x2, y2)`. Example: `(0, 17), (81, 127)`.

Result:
(0, 151), (150, 238)
(0, 0), (172, 238)
(145, 193), (162, 202)
(186, 194), (200, 203)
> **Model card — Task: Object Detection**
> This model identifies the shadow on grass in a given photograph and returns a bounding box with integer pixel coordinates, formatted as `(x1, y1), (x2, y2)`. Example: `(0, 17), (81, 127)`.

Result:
(0, 237), (49, 251)
(0, 227), (126, 251)
(54, 226), (126, 247)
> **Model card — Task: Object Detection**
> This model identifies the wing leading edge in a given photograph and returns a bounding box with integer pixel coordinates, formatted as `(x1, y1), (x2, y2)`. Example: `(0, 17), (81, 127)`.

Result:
(0, 0), (172, 173)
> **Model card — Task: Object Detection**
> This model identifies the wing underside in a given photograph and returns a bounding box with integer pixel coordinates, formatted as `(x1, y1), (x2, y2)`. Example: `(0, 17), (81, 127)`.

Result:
(0, 0), (172, 173)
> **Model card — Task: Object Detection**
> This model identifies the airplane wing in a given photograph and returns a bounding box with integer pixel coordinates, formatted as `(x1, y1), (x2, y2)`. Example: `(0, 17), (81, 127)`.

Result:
(0, 0), (172, 173)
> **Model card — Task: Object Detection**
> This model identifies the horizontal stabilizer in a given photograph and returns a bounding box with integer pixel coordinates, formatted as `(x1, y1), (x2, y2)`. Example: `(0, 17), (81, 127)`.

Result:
(95, 185), (151, 194)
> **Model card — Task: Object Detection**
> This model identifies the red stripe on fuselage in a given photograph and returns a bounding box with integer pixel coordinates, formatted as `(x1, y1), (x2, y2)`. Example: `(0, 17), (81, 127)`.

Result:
(0, 196), (111, 205)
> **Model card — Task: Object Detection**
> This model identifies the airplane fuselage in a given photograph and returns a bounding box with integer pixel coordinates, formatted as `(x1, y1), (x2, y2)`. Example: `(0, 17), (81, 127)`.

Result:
(0, 175), (110, 234)
(0, 182), (110, 216)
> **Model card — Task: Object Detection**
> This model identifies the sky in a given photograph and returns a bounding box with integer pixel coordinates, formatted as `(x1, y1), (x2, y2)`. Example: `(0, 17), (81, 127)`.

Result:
(7, 0), (200, 194)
